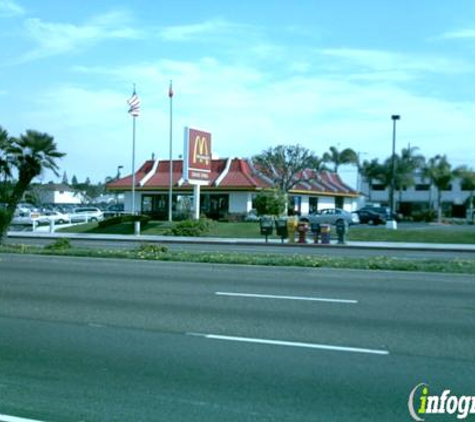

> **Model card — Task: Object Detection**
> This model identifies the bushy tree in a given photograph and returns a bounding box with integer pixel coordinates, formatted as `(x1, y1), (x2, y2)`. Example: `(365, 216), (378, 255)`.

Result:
(252, 144), (319, 192)
(254, 189), (286, 216)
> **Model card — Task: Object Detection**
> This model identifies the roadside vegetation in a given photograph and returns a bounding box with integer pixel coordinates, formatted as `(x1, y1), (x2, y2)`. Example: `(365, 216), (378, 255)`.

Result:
(1, 241), (474, 274)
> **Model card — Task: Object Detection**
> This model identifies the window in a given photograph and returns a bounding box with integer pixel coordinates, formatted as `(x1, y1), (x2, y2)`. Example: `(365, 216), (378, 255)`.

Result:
(335, 196), (344, 209)
(309, 197), (319, 214)
(371, 184), (386, 191)
(288, 195), (301, 215)
(442, 184), (452, 191)
(415, 184), (430, 191)
(142, 195), (153, 213)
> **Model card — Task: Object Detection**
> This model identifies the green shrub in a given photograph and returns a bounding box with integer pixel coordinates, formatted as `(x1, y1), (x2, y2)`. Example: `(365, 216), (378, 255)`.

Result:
(412, 209), (437, 222)
(254, 189), (286, 217)
(135, 243), (169, 255)
(168, 218), (215, 237)
(44, 237), (72, 251)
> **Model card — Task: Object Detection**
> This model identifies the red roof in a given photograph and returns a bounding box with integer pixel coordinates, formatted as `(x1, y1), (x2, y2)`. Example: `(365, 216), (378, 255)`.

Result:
(218, 159), (268, 188)
(107, 160), (154, 189)
(107, 157), (358, 196)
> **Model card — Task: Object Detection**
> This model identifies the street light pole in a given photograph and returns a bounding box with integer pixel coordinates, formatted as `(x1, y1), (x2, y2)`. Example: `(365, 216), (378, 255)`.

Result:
(116, 165), (123, 180)
(390, 115), (400, 222)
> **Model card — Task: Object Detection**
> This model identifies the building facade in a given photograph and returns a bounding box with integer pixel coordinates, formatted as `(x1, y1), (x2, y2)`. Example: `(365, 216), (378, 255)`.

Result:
(37, 184), (87, 205)
(360, 174), (473, 218)
(107, 157), (360, 219)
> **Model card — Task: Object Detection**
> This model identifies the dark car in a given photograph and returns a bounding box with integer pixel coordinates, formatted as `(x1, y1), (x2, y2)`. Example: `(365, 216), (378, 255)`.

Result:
(356, 209), (386, 225)
(358, 206), (400, 222)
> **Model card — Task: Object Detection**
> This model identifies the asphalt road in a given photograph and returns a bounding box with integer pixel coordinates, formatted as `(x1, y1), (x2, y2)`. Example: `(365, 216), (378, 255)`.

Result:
(5, 235), (475, 260)
(0, 255), (474, 421)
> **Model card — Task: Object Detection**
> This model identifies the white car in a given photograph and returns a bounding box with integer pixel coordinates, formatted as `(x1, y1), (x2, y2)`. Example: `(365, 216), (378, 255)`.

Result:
(36, 211), (71, 225)
(11, 210), (42, 225)
(70, 207), (104, 223)
(300, 208), (360, 226)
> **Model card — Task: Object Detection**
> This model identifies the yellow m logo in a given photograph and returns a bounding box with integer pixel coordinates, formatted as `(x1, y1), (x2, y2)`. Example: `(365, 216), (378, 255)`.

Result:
(193, 135), (210, 165)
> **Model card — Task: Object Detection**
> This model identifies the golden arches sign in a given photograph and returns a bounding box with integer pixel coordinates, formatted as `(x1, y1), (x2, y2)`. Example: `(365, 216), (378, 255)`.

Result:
(192, 135), (210, 165)
(184, 128), (212, 183)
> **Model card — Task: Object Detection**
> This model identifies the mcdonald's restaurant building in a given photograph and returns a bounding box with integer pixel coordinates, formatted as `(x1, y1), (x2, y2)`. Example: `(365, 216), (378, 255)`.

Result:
(106, 157), (360, 220)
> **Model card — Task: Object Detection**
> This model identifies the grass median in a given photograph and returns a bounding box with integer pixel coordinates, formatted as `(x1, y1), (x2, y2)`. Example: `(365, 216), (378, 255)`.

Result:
(58, 221), (475, 244)
(2, 241), (475, 274)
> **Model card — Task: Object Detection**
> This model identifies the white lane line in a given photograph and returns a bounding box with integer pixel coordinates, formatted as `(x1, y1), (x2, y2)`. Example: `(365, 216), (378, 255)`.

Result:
(187, 333), (389, 356)
(215, 291), (357, 304)
(0, 415), (45, 422)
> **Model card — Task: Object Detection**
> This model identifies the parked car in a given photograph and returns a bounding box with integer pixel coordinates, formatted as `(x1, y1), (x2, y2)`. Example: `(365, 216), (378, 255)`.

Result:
(70, 207), (104, 223)
(300, 208), (359, 226)
(355, 209), (386, 225)
(358, 205), (400, 222)
(103, 203), (125, 218)
(36, 210), (71, 225)
(244, 209), (260, 222)
(11, 209), (42, 226)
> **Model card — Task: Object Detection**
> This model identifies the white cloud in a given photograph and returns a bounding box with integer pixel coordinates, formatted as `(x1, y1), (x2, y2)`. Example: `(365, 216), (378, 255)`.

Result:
(15, 10), (142, 63)
(319, 48), (473, 76)
(439, 29), (475, 40)
(0, 0), (24, 17)
(158, 19), (248, 42)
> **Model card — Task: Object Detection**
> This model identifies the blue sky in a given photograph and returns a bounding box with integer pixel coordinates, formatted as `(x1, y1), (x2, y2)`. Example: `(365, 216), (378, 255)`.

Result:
(1, 0), (475, 185)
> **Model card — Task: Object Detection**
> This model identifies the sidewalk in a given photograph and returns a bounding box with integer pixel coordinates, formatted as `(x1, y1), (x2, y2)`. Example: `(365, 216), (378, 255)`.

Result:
(7, 230), (475, 252)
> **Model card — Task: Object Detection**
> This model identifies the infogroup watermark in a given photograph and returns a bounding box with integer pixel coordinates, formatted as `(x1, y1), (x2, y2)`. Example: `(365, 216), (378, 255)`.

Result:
(408, 383), (475, 421)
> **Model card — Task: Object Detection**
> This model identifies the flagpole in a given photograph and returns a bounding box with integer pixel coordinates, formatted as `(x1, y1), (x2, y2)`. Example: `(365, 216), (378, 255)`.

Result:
(168, 80), (173, 222)
(127, 84), (140, 216)
(131, 114), (136, 215)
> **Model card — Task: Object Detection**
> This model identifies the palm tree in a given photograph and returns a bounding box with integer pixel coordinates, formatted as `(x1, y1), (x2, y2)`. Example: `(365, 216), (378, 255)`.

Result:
(309, 155), (329, 173)
(395, 146), (425, 206)
(360, 158), (385, 201)
(455, 166), (475, 221)
(422, 155), (453, 223)
(0, 126), (12, 182)
(323, 146), (358, 173)
(0, 129), (65, 241)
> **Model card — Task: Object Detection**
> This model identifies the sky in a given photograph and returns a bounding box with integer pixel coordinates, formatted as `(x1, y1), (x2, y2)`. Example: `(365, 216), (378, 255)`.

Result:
(1, 0), (475, 186)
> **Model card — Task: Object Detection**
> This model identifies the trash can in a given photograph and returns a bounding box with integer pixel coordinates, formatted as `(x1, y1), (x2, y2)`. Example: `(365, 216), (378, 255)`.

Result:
(335, 220), (348, 244)
(260, 216), (274, 242)
(310, 222), (321, 244)
(297, 221), (309, 244)
(320, 224), (331, 244)
(275, 218), (288, 243)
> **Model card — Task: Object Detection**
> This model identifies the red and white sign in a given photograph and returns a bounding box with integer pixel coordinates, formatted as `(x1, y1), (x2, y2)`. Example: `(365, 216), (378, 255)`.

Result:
(183, 127), (212, 184)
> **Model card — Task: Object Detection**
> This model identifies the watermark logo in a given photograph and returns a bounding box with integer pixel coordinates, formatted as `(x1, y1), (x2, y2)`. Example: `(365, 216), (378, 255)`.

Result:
(408, 383), (475, 420)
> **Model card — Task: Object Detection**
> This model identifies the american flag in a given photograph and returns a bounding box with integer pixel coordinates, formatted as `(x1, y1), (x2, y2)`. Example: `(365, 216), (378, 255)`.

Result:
(127, 89), (140, 117)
